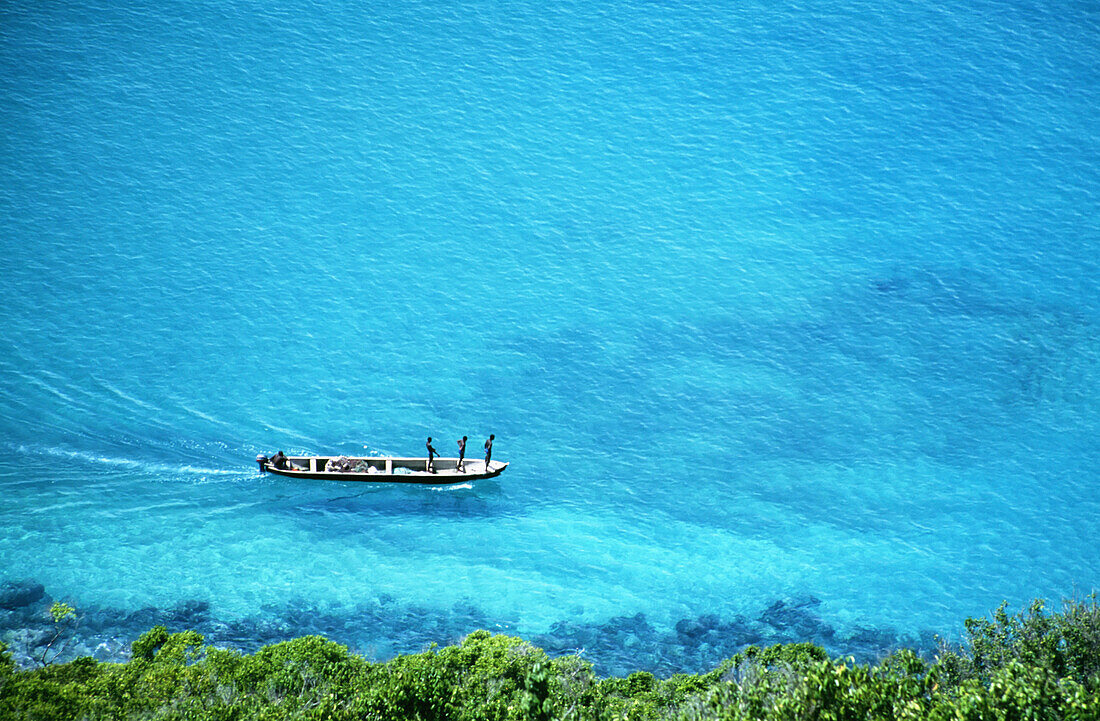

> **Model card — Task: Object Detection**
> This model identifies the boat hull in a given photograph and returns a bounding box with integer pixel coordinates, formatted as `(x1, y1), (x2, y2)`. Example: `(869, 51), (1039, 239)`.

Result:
(259, 456), (507, 484)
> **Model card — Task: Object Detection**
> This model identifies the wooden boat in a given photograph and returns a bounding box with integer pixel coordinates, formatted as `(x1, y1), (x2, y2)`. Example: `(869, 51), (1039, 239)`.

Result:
(256, 454), (508, 484)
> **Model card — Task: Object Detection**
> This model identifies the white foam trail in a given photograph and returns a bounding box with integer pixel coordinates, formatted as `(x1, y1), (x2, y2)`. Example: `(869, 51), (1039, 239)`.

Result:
(38, 369), (102, 403)
(175, 400), (236, 429)
(15, 444), (237, 476)
(430, 483), (473, 491)
(257, 421), (316, 446)
(20, 373), (85, 407)
(92, 375), (159, 411)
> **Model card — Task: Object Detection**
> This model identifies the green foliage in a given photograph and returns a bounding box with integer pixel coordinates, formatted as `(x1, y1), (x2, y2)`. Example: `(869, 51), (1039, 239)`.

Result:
(926, 660), (1100, 721)
(0, 598), (1097, 720)
(131, 624), (170, 661)
(938, 595), (1100, 688)
(727, 641), (830, 671)
(49, 602), (75, 624)
(27, 601), (80, 668)
(0, 641), (14, 676)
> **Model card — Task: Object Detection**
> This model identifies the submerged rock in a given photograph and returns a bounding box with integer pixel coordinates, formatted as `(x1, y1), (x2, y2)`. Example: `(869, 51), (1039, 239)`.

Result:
(843, 626), (901, 662)
(0, 580), (46, 610)
(674, 617), (707, 639)
(0, 582), (948, 678)
(759, 596), (820, 628)
(169, 599), (211, 624)
(758, 596), (835, 644)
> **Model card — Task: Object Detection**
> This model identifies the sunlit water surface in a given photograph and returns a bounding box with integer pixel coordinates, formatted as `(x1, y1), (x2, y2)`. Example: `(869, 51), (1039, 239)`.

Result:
(1, 0), (1098, 675)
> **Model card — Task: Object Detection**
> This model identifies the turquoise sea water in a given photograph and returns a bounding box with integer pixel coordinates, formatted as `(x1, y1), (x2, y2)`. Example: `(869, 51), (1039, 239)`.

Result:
(1, 0), (1098, 674)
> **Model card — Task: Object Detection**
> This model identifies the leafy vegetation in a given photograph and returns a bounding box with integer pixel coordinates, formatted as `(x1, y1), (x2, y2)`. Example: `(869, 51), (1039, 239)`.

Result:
(1, 597), (1097, 720)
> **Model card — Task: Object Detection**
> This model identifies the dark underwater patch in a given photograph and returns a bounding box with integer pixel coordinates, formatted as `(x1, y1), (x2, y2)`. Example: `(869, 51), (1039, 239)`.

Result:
(0, 578), (938, 677)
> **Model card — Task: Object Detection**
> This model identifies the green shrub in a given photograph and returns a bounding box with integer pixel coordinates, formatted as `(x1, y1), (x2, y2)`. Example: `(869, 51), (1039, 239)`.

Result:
(938, 595), (1100, 689)
(131, 624), (171, 661)
(0, 599), (1098, 720)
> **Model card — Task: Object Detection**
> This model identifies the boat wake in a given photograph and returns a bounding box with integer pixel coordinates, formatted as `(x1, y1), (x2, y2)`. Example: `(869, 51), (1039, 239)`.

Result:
(430, 483), (473, 491)
(12, 444), (238, 477)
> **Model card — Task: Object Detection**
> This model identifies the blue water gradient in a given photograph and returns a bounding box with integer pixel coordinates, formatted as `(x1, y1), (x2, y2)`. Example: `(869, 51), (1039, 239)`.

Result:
(1, 0), (1098, 673)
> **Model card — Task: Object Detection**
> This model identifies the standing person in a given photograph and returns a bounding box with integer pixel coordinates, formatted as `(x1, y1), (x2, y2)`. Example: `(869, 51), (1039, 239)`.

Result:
(457, 436), (467, 472)
(426, 437), (438, 473)
(483, 434), (494, 470)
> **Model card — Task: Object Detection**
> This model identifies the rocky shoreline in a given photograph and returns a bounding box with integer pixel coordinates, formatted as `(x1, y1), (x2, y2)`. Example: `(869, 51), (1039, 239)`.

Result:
(0, 578), (939, 677)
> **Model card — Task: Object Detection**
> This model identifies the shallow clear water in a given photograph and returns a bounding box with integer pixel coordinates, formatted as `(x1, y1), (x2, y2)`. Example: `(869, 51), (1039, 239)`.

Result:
(1, 0), (1098, 674)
